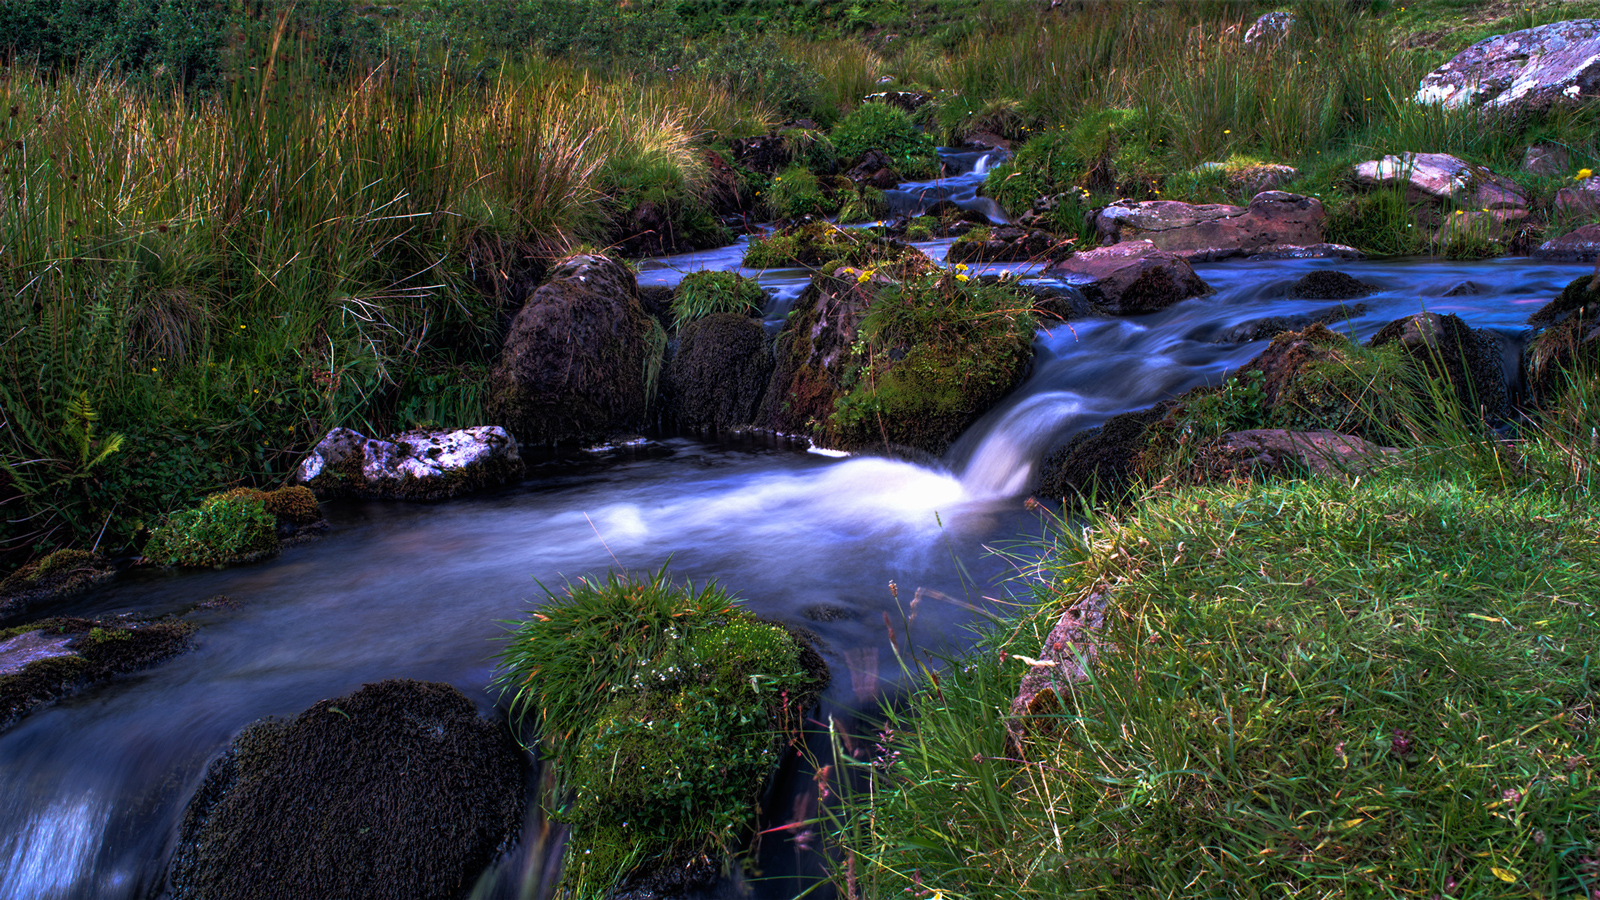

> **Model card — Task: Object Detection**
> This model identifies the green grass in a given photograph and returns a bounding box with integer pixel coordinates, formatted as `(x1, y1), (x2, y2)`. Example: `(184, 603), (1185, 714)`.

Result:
(493, 568), (825, 897)
(670, 271), (768, 328)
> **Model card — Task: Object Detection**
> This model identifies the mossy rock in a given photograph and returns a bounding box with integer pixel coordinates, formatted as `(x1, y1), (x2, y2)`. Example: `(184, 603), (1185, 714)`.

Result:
(210, 486), (324, 531)
(0, 549), (115, 624)
(1289, 270), (1377, 300)
(1526, 274), (1600, 404)
(495, 571), (827, 897)
(0, 617), (194, 733)
(143, 493), (280, 569)
(742, 219), (924, 272)
(665, 313), (773, 435)
(169, 679), (526, 900)
(1037, 405), (1170, 505)
(1368, 312), (1510, 422)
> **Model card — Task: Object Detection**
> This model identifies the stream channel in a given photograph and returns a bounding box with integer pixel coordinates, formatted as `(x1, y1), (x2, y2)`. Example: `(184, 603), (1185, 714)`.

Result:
(2, 149), (1594, 898)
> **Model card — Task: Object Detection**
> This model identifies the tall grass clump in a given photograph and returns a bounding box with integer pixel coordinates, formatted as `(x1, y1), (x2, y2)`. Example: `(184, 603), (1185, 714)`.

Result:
(670, 271), (767, 327)
(495, 568), (826, 896)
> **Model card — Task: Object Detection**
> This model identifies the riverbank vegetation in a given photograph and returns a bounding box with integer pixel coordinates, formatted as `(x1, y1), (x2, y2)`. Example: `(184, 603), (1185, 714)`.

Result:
(826, 345), (1600, 898)
(3, 0), (1598, 566)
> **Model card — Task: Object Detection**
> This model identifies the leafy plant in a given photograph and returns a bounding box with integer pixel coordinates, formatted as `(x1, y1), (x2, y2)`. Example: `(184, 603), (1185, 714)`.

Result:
(830, 102), (938, 178)
(142, 492), (279, 568)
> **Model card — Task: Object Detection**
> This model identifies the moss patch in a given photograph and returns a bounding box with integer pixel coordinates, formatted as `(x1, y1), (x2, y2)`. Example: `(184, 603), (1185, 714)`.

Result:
(495, 569), (827, 897)
(743, 220), (925, 272)
(0, 549), (116, 624)
(666, 313), (773, 434)
(0, 616), (194, 733)
(169, 679), (526, 900)
(143, 492), (280, 568)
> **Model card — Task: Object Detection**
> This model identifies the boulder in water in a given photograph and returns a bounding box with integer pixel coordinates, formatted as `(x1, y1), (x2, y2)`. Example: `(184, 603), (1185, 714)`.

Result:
(1368, 312), (1512, 422)
(945, 226), (1067, 264)
(1289, 270), (1377, 300)
(294, 426), (523, 501)
(488, 254), (659, 447)
(168, 679), (526, 900)
(665, 312), (774, 435)
(1414, 19), (1600, 111)
(1046, 240), (1212, 315)
(1526, 274), (1600, 402)
(1092, 191), (1325, 261)
(0, 550), (115, 624)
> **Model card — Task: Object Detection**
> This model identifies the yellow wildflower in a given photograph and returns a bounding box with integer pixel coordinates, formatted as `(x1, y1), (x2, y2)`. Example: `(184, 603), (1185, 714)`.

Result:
(1577, 168), (1594, 180)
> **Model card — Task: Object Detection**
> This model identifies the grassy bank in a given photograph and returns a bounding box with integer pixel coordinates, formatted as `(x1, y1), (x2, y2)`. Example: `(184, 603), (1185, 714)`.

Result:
(826, 363), (1600, 897)
(3, 0), (1599, 568)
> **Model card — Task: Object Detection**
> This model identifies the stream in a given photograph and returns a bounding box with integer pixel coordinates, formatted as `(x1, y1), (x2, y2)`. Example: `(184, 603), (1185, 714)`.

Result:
(2, 149), (1592, 898)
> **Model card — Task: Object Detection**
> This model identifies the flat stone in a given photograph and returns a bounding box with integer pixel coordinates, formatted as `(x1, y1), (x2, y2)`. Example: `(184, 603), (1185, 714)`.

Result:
(1094, 191), (1324, 262)
(0, 630), (78, 676)
(1415, 19), (1600, 111)
(1200, 429), (1399, 480)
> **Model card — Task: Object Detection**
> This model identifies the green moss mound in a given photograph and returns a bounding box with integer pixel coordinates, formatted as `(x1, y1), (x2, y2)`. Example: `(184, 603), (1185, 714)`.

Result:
(829, 269), (1037, 454)
(169, 679), (526, 900)
(143, 492), (280, 568)
(830, 102), (937, 180)
(743, 220), (925, 271)
(671, 271), (767, 328)
(495, 568), (827, 896)
(1, 617), (194, 733)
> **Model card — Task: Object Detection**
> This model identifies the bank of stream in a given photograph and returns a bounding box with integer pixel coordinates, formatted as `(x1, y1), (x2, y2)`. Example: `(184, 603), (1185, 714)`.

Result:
(2, 180), (1592, 897)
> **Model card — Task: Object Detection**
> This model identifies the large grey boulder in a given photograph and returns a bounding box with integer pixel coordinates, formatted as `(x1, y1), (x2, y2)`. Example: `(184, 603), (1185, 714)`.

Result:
(1046, 240), (1212, 314)
(1415, 19), (1600, 111)
(1352, 152), (1528, 210)
(1093, 191), (1325, 262)
(487, 254), (659, 447)
(294, 426), (523, 501)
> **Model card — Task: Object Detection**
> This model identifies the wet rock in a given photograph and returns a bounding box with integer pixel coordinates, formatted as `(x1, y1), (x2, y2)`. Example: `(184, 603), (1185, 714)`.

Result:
(1007, 591), (1106, 748)
(1248, 243), (1364, 261)
(1414, 19), (1600, 111)
(0, 550), (115, 625)
(1194, 429), (1399, 481)
(1244, 10), (1293, 45)
(1036, 405), (1169, 504)
(1368, 312), (1511, 421)
(729, 133), (789, 175)
(0, 617), (194, 734)
(1093, 191), (1325, 261)
(168, 679), (526, 900)
(945, 226), (1067, 263)
(665, 312), (773, 434)
(295, 426), (523, 501)
(1532, 223), (1600, 262)
(1208, 302), (1367, 344)
(1289, 270), (1377, 300)
(1443, 280), (1486, 297)
(1526, 274), (1600, 402)
(489, 254), (658, 447)
(1353, 152), (1529, 211)
(1523, 142), (1572, 176)
(1045, 240), (1212, 315)
(846, 149), (903, 190)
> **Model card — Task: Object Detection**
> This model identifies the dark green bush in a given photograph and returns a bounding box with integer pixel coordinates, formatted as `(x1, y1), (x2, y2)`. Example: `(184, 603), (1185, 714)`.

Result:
(143, 492), (279, 568)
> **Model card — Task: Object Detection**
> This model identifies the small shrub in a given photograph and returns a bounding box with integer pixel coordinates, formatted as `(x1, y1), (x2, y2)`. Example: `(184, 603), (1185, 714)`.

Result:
(830, 102), (938, 179)
(143, 493), (279, 568)
(762, 165), (838, 221)
(495, 569), (825, 895)
(671, 271), (767, 328)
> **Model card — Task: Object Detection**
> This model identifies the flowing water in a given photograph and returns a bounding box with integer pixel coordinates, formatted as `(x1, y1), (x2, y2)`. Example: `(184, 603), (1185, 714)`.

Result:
(3, 146), (1591, 898)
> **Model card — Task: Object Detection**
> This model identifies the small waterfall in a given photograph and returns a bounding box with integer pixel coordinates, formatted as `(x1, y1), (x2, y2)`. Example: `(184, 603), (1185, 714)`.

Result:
(1, 794), (108, 900)
(972, 152), (995, 177)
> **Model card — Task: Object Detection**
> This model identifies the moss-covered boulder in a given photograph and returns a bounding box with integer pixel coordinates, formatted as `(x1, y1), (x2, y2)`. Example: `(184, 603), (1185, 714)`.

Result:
(1036, 405), (1170, 504)
(495, 570), (827, 898)
(0, 549), (115, 624)
(760, 267), (1036, 455)
(1289, 270), (1377, 300)
(1, 617), (193, 733)
(293, 426), (523, 502)
(169, 679), (526, 900)
(1526, 274), (1600, 403)
(742, 219), (924, 272)
(144, 492), (281, 568)
(1368, 312), (1511, 421)
(665, 313), (773, 435)
(488, 254), (660, 447)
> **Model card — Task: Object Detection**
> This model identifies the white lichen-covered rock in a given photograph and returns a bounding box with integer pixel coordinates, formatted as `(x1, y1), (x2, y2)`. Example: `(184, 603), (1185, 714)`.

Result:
(1414, 19), (1600, 111)
(1352, 152), (1528, 209)
(293, 426), (524, 501)
(1244, 11), (1293, 46)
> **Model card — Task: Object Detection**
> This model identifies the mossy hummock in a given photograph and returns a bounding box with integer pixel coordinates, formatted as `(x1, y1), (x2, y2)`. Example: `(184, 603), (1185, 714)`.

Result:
(0, 617), (194, 733)
(495, 569), (827, 897)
